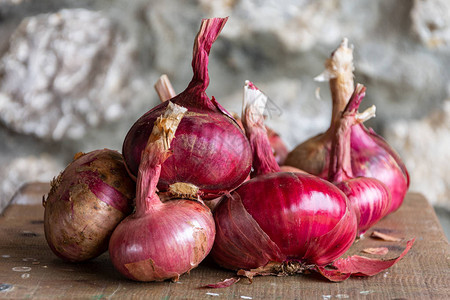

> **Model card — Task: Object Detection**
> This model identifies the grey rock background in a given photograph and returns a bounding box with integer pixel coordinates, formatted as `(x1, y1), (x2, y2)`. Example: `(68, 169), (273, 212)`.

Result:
(0, 0), (449, 237)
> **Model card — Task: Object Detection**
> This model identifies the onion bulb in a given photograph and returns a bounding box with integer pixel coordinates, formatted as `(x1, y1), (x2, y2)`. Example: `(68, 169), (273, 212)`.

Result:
(123, 17), (251, 200)
(43, 149), (135, 262)
(211, 171), (357, 271)
(109, 102), (215, 282)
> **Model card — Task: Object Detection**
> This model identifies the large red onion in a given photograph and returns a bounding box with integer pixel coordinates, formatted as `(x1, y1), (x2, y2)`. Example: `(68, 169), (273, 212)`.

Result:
(328, 84), (391, 235)
(284, 39), (409, 214)
(211, 172), (357, 272)
(212, 97), (357, 271)
(123, 18), (252, 199)
(43, 149), (135, 262)
(109, 103), (215, 282)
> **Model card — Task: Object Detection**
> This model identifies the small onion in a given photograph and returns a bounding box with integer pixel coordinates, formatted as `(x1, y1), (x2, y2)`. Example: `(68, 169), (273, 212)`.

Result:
(328, 84), (391, 235)
(284, 39), (409, 214)
(109, 102), (215, 282)
(43, 149), (135, 262)
(123, 17), (252, 199)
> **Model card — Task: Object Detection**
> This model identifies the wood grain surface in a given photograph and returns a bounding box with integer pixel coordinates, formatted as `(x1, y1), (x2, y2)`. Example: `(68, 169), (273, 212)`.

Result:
(0, 191), (449, 299)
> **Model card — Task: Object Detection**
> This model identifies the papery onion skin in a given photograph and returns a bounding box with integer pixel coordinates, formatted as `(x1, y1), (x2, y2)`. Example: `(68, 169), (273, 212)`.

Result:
(242, 81), (304, 176)
(284, 39), (408, 214)
(109, 102), (215, 282)
(43, 150), (135, 262)
(122, 18), (251, 199)
(336, 179), (390, 235)
(211, 172), (357, 270)
(350, 125), (407, 214)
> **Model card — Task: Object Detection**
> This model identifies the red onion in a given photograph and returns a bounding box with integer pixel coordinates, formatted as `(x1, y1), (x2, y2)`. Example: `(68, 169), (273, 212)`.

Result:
(43, 149), (135, 262)
(284, 39), (409, 214)
(211, 172), (357, 272)
(212, 95), (357, 271)
(123, 18), (252, 199)
(328, 84), (391, 235)
(109, 103), (215, 282)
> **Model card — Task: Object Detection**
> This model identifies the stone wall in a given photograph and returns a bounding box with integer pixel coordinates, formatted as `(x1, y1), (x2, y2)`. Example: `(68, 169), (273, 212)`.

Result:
(0, 0), (449, 215)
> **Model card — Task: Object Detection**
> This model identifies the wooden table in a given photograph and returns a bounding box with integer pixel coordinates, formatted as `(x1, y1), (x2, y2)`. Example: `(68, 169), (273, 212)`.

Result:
(0, 186), (449, 299)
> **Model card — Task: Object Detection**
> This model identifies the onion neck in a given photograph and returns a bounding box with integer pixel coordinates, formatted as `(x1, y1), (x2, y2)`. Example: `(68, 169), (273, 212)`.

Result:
(329, 84), (368, 183)
(315, 39), (355, 136)
(328, 117), (354, 183)
(248, 127), (281, 176)
(135, 102), (187, 215)
(185, 18), (228, 104)
(135, 164), (164, 214)
(329, 74), (354, 133)
(242, 81), (281, 176)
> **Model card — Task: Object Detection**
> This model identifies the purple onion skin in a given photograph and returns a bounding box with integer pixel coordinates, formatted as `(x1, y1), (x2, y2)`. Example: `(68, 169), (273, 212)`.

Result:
(285, 127), (408, 215)
(43, 150), (135, 262)
(212, 172), (357, 270)
(122, 18), (252, 199)
(123, 100), (251, 199)
(336, 179), (390, 235)
(350, 124), (408, 214)
(109, 199), (214, 281)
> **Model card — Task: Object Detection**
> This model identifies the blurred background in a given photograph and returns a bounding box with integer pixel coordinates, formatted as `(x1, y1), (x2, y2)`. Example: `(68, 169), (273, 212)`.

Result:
(0, 0), (449, 237)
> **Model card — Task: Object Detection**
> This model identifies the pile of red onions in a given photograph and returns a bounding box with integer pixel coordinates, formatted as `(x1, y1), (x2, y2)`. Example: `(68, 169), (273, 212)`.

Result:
(43, 149), (135, 262)
(42, 18), (414, 286)
(122, 17), (252, 200)
(328, 84), (391, 235)
(284, 39), (409, 214)
(109, 102), (215, 281)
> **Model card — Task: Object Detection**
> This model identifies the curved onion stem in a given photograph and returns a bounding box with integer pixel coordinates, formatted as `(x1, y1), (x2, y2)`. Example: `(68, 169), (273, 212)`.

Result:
(187, 17), (228, 94)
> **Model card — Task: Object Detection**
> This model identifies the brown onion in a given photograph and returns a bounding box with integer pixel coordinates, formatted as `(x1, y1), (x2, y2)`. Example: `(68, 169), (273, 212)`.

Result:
(43, 149), (135, 262)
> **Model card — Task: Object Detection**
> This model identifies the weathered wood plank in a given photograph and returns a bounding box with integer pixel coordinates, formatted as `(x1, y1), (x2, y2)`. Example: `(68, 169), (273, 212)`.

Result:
(0, 192), (449, 299)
